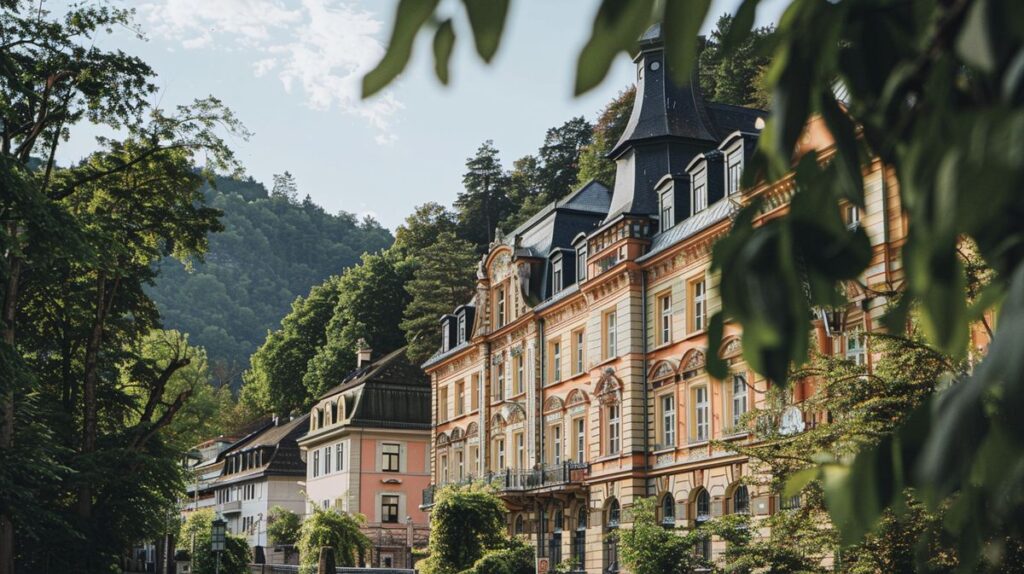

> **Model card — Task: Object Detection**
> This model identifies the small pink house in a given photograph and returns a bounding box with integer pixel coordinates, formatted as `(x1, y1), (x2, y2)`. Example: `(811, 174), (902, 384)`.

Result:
(297, 344), (431, 569)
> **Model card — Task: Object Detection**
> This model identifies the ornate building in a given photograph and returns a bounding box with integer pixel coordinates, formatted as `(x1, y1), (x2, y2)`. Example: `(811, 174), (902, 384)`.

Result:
(421, 24), (909, 574)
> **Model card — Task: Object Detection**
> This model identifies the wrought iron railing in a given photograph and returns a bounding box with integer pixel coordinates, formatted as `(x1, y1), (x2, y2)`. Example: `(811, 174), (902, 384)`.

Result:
(422, 462), (589, 506)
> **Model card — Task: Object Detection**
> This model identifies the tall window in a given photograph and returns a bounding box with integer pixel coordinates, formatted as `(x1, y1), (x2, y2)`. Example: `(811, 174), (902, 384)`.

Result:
(846, 330), (866, 365)
(552, 260), (563, 293)
(573, 508), (587, 569)
(660, 189), (673, 231)
(323, 446), (332, 475)
(494, 363), (505, 401)
(442, 322), (450, 351)
(440, 454), (448, 484)
(690, 278), (706, 332)
(576, 246), (587, 282)
(575, 418), (585, 463)
(727, 151), (743, 196)
(496, 438), (506, 469)
(471, 374), (480, 410)
(496, 287), (506, 328)
(515, 432), (526, 469)
(552, 341), (562, 382)
(845, 204), (861, 230)
(552, 424), (562, 465)
(658, 292), (672, 345)
(731, 374), (748, 428)
(382, 495), (399, 523)
(692, 177), (708, 213)
(604, 311), (617, 359)
(514, 355), (524, 395)
(733, 485), (750, 515)
(312, 450), (320, 478)
(693, 386), (709, 442)
(382, 443), (400, 472)
(458, 314), (466, 343)
(574, 329), (585, 374)
(607, 404), (621, 454)
(605, 499), (620, 573)
(694, 489), (712, 560)
(662, 493), (675, 526)
(438, 386), (449, 422)
(456, 380), (466, 416)
(661, 394), (676, 447)
(336, 443), (344, 472)
(457, 450), (465, 480)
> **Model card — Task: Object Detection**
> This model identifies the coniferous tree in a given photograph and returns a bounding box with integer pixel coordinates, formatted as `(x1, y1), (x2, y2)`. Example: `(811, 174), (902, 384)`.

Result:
(455, 141), (514, 251)
(401, 232), (478, 364)
(392, 202), (459, 259)
(698, 14), (774, 109)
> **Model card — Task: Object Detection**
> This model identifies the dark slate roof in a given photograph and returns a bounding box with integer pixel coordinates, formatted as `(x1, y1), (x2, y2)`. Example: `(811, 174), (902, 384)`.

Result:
(637, 198), (737, 263)
(319, 346), (431, 430)
(214, 413), (310, 484)
(506, 180), (611, 258)
(533, 282), (580, 312)
(707, 103), (767, 137)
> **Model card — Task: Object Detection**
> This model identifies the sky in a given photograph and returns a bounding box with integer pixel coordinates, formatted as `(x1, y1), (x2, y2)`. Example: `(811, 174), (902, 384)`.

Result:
(56, 0), (786, 231)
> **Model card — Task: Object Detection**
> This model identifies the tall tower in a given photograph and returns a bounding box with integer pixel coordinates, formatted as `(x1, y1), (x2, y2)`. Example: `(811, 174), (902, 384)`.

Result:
(606, 24), (720, 219)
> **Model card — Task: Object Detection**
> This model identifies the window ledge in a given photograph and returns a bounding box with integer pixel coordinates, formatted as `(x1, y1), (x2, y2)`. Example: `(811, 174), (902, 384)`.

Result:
(686, 439), (710, 448)
(652, 446), (677, 455)
(592, 356), (618, 369)
(592, 453), (621, 463)
(652, 341), (675, 352)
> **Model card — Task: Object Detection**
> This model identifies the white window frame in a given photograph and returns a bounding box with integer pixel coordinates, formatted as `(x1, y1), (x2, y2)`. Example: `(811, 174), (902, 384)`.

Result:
(732, 374), (748, 428)
(458, 314), (466, 343)
(553, 259), (563, 293)
(496, 287), (506, 328)
(605, 311), (617, 359)
(552, 424), (562, 465)
(660, 189), (673, 231)
(552, 341), (562, 382)
(692, 279), (706, 332)
(574, 330), (585, 374)
(692, 171), (708, 214)
(659, 292), (672, 345)
(575, 418), (585, 463)
(576, 246), (587, 282)
(607, 404), (621, 455)
(726, 149), (743, 196)
(693, 386), (710, 442)
(661, 394), (676, 447)
(846, 329), (867, 365)
(336, 442), (344, 472)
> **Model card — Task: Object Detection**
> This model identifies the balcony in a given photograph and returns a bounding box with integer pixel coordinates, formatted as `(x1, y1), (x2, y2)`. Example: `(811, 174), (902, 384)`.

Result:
(219, 500), (241, 514)
(498, 462), (589, 495)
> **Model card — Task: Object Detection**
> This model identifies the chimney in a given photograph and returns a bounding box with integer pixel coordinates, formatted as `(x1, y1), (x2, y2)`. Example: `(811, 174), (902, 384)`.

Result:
(356, 338), (372, 368)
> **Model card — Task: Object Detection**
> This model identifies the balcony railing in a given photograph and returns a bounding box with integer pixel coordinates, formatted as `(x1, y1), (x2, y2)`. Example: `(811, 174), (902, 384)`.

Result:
(219, 500), (241, 514)
(422, 463), (590, 507)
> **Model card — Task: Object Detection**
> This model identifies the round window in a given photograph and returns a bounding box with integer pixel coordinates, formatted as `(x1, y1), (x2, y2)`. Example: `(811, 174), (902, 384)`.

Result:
(650, 61), (661, 71)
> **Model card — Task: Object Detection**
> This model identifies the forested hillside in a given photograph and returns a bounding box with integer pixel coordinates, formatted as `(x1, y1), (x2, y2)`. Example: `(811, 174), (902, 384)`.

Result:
(147, 173), (394, 385)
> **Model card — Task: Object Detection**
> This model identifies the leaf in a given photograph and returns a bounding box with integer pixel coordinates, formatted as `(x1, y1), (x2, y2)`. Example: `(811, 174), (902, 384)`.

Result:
(784, 466), (819, 498)
(575, 0), (655, 96)
(433, 19), (456, 85)
(705, 312), (727, 379)
(662, 0), (713, 87)
(817, 88), (864, 207)
(956, 0), (996, 73)
(461, 0), (509, 63)
(362, 0), (441, 98)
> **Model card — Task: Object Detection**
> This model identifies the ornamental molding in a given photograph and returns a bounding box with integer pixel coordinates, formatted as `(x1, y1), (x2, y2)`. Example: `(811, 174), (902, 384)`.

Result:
(681, 349), (707, 374)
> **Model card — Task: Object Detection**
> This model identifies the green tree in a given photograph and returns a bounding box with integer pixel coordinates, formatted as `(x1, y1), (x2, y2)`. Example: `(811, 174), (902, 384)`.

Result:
(618, 497), (699, 574)
(365, 0), (1024, 569)
(180, 509), (251, 574)
(127, 330), (234, 452)
(420, 484), (508, 574)
(455, 141), (514, 250)
(575, 87), (635, 188)
(303, 249), (413, 398)
(401, 232), (478, 364)
(698, 14), (773, 108)
(266, 505), (302, 547)
(297, 508), (371, 568)
(393, 202), (459, 259)
(242, 276), (342, 416)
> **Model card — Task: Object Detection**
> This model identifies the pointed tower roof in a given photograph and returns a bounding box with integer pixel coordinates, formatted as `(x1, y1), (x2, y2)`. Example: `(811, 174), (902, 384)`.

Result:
(607, 23), (719, 159)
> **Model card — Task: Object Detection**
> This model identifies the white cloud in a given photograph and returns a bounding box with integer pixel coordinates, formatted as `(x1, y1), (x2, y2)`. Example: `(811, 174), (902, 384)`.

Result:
(141, 0), (401, 143)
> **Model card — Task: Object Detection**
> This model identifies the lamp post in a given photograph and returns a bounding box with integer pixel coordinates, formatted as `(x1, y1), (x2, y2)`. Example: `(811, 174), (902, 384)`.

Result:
(211, 518), (227, 574)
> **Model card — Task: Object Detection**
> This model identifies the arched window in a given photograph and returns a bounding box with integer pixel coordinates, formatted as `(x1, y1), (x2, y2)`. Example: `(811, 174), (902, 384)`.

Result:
(661, 493), (675, 526)
(549, 506), (564, 564)
(514, 514), (525, 535)
(329, 401), (338, 424)
(316, 408), (324, 429)
(573, 506), (587, 570)
(733, 485), (750, 515)
(605, 499), (620, 573)
(693, 488), (712, 561)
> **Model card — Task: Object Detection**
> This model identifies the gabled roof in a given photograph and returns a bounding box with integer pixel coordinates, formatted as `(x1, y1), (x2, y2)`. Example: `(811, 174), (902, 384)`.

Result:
(214, 413), (310, 484)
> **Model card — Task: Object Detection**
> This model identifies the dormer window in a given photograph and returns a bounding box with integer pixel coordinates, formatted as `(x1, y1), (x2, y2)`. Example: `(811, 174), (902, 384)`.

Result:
(845, 204), (861, 230)
(660, 189), (674, 232)
(552, 258), (563, 294)
(576, 246), (587, 282)
(442, 320), (450, 350)
(692, 169), (708, 214)
(458, 314), (466, 343)
(726, 149), (743, 196)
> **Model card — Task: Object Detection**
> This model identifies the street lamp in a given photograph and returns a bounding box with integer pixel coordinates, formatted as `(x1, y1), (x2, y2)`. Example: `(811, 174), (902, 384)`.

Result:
(211, 518), (227, 574)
